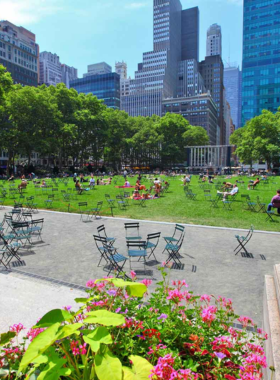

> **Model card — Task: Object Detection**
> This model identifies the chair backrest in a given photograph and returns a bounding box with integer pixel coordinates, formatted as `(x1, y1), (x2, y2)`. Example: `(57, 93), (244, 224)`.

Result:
(147, 232), (161, 246)
(78, 202), (88, 207)
(173, 224), (185, 239)
(97, 225), (106, 237)
(126, 240), (147, 249)
(96, 202), (103, 209)
(31, 218), (44, 226)
(48, 195), (54, 200)
(125, 222), (140, 237)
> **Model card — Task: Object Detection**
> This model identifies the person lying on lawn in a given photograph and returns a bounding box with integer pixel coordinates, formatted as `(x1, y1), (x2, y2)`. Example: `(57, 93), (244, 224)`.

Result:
(217, 184), (239, 200)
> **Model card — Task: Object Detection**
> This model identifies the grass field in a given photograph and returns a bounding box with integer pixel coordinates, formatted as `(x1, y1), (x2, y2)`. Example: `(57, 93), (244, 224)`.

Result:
(1, 175), (280, 232)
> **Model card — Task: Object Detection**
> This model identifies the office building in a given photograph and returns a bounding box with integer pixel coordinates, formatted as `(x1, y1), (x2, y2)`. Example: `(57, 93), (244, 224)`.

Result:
(39, 51), (62, 86)
(206, 24), (222, 57)
(199, 55), (225, 144)
(0, 20), (39, 86)
(84, 62), (112, 78)
(162, 93), (218, 145)
(224, 65), (242, 129)
(116, 61), (131, 99)
(177, 59), (205, 97)
(61, 64), (78, 89)
(70, 72), (120, 109)
(242, 0), (280, 125)
(224, 99), (233, 145)
(122, 0), (186, 117)
(181, 7), (199, 61)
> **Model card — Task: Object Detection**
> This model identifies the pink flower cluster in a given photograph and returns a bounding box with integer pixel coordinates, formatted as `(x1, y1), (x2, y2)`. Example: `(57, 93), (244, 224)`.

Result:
(26, 327), (46, 341)
(167, 289), (191, 304)
(70, 341), (87, 356)
(150, 354), (199, 380)
(148, 344), (167, 355)
(9, 323), (25, 334)
(211, 336), (234, 349)
(238, 316), (254, 328)
(200, 295), (211, 304)
(201, 306), (217, 325)
(142, 279), (152, 287)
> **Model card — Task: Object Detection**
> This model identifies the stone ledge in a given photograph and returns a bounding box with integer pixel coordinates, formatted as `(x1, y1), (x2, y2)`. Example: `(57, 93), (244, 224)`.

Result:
(274, 264), (280, 309)
(263, 275), (280, 380)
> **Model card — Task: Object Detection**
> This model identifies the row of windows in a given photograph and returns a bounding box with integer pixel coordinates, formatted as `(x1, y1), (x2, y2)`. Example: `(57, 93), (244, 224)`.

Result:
(245, 9), (280, 22)
(245, 0), (280, 12)
(244, 48), (280, 59)
(244, 39), (280, 50)
(244, 19), (280, 32)
(154, 37), (169, 42)
(244, 26), (280, 40)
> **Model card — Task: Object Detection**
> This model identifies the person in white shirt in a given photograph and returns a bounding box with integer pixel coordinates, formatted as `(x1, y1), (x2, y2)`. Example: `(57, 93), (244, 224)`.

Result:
(218, 185), (239, 199)
(89, 177), (95, 188)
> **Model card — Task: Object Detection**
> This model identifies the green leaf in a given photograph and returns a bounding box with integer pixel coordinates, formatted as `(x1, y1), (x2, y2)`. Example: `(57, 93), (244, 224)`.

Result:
(96, 278), (147, 298)
(94, 350), (122, 380)
(123, 367), (136, 380)
(83, 327), (112, 352)
(74, 298), (90, 304)
(19, 323), (83, 372)
(0, 331), (16, 346)
(19, 323), (61, 372)
(128, 356), (154, 380)
(36, 348), (71, 380)
(34, 309), (73, 328)
(84, 310), (125, 326)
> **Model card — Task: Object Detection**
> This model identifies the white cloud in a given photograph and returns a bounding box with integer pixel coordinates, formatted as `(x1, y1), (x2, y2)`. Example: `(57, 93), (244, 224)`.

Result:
(0, 0), (62, 25)
(125, 2), (148, 9)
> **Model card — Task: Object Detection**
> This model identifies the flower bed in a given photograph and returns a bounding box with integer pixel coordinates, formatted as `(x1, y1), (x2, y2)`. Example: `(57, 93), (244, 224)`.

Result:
(0, 268), (268, 380)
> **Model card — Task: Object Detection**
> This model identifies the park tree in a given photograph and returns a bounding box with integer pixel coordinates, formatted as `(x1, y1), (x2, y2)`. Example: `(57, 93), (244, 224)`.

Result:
(230, 108), (280, 169)
(183, 125), (209, 146)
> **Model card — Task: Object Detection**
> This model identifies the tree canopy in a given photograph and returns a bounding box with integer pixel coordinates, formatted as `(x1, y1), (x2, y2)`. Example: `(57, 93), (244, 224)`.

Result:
(0, 64), (210, 170)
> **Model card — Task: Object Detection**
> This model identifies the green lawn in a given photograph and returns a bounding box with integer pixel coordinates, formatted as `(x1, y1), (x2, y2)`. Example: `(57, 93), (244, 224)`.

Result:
(1, 175), (280, 232)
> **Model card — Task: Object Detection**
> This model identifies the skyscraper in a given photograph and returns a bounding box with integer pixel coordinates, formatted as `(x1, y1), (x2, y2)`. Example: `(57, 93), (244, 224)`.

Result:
(224, 65), (242, 129)
(0, 20), (39, 86)
(122, 0), (183, 117)
(199, 55), (225, 144)
(39, 51), (62, 86)
(242, 0), (280, 125)
(84, 62), (112, 77)
(61, 64), (78, 89)
(206, 24), (222, 57)
(181, 7), (199, 61)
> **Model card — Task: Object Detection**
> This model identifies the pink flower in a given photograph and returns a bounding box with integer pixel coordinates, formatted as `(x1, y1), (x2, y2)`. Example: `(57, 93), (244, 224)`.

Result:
(79, 343), (87, 355)
(86, 280), (96, 288)
(200, 295), (211, 303)
(26, 327), (45, 341)
(238, 316), (254, 328)
(9, 323), (25, 334)
(167, 289), (185, 303)
(201, 305), (217, 325)
(141, 279), (152, 287)
(131, 271), (136, 279)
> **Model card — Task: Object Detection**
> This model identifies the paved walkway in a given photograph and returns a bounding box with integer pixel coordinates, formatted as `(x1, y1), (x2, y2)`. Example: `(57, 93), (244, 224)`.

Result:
(0, 208), (280, 327)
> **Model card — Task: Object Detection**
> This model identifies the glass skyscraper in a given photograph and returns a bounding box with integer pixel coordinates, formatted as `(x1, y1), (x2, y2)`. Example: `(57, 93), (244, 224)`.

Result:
(224, 65), (242, 130)
(70, 73), (120, 110)
(242, 0), (280, 125)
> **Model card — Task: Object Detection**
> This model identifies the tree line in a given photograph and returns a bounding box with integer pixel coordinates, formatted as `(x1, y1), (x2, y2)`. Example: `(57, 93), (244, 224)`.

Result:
(0, 65), (209, 171)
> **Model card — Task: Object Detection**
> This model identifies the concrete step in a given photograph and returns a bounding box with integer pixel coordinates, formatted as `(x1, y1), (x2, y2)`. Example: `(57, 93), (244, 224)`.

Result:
(263, 271), (280, 380)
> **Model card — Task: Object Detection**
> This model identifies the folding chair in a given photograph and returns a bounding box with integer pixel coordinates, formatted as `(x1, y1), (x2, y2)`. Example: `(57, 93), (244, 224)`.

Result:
(204, 190), (212, 201)
(26, 196), (38, 213)
(103, 244), (128, 279)
(146, 232), (161, 261)
(256, 196), (266, 213)
(28, 219), (44, 241)
(241, 194), (250, 210)
(91, 201), (103, 219)
(93, 235), (109, 267)
(210, 193), (223, 208)
(164, 224), (184, 245)
(266, 210), (279, 222)
(11, 221), (33, 247)
(125, 222), (142, 241)
(45, 195), (54, 209)
(8, 208), (22, 221)
(105, 195), (116, 217)
(116, 195), (127, 210)
(78, 202), (91, 222)
(127, 241), (147, 271)
(97, 225), (115, 246)
(0, 234), (22, 269)
(234, 225), (254, 256)
(165, 233), (185, 267)
(222, 200), (233, 211)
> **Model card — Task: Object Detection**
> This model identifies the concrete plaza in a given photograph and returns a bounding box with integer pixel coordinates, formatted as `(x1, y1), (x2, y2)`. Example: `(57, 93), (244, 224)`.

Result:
(0, 208), (279, 328)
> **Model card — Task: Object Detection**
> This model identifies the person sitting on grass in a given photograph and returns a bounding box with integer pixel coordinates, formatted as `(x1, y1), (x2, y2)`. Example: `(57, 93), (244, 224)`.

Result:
(248, 178), (260, 190)
(75, 180), (84, 195)
(267, 189), (280, 215)
(40, 180), (47, 188)
(217, 184), (239, 200)
(8, 174), (14, 182)
(222, 182), (233, 191)
(124, 180), (130, 187)
(183, 175), (191, 185)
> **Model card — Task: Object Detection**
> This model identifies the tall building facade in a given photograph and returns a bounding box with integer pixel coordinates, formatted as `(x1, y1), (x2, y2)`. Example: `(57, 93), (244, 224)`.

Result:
(84, 62), (112, 77)
(206, 24), (222, 57)
(181, 7), (199, 61)
(242, 0), (280, 125)
(162, 93), (218, 145)
(70, 72), (120, 109)
(0, 20), (39, 86)
(61, 64), (78, 89)
(115, 61), (131, 100)
(122, 0), (196, 117)
(224, 65), (242, 129)
(177, 59), (205, 97)
(199, 55), (225, 144)
(39, 51), (62, 86)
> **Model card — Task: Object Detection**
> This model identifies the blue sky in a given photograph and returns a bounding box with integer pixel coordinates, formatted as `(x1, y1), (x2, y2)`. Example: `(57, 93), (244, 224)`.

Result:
(0, 0), (243, 77)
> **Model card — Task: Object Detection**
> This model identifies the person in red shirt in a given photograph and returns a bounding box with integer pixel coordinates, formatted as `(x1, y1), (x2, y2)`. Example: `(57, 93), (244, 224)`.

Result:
(267, 190), (280, 214)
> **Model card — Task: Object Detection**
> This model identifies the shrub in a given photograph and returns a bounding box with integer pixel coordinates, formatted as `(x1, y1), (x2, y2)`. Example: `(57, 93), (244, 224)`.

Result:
(0, 268), (267, 380)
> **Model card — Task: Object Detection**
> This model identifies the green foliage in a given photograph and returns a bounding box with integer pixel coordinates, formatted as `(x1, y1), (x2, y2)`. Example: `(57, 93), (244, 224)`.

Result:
(123, 356), (154, 380)
(84, 310), (125, 326)
(98, 278), (147, 297)
(0, 332), (16, 346)
(34, 309), (73, 328)
(230, 108), (280, 168)
(94, 349), (122, 380)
